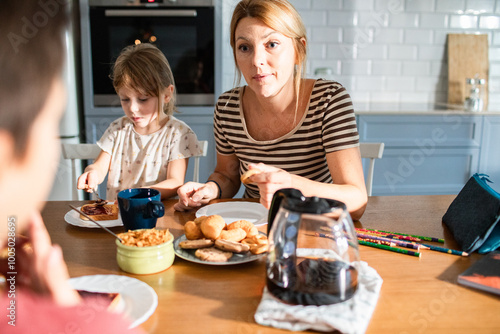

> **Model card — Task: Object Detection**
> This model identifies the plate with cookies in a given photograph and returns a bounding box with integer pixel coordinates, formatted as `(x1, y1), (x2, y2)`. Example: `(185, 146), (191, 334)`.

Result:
(64, 202), (123, 228)
(195, 201), (268, 226)
(173, 214), (268, 265)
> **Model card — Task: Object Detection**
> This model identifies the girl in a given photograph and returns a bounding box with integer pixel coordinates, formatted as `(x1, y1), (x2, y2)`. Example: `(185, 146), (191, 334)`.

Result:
(78, 43), (202, 200)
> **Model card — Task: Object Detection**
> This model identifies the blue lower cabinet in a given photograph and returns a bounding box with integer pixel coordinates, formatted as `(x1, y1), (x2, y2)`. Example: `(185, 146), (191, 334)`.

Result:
(357, 113), (491, 196)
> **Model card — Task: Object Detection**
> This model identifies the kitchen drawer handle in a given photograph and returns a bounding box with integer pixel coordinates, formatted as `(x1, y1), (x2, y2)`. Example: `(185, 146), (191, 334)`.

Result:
(105, 9), (197, 17)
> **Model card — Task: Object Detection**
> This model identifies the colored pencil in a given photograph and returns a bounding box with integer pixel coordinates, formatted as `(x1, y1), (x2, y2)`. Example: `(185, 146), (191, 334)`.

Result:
(355, 228), (423, 242)
(358, 240), (421, 257)
(356, 232), (428, 250)
(358, 237), (396, 248)
(420, 243), (469, 256)
(357, 228), (445, 243)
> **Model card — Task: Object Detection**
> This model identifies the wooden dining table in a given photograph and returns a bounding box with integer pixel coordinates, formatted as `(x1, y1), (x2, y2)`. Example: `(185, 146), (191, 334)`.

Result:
(42, 195), (500, 334)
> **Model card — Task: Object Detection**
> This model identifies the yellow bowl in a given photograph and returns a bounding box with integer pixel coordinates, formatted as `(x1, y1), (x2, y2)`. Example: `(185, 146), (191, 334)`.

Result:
(116, 231), (174, 274)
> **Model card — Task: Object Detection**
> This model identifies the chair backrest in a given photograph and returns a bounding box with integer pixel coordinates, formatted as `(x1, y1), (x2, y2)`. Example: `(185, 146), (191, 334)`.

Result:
(192, 140), (208, 182)
(61, 143), (101, 200)
(359, 142), (385, 196)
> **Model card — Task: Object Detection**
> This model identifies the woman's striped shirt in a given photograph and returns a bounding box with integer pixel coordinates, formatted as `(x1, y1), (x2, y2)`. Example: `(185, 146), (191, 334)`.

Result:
(213, 79), (359, 198)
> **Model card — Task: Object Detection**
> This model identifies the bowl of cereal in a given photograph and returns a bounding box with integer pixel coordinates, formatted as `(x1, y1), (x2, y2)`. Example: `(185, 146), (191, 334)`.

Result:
(116, 228), (174, 274)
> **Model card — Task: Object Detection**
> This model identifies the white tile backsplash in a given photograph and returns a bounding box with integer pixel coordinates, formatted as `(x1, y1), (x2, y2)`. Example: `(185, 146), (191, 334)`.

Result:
(388, 13), (420, 27)
(435, 0), (466, 13)
(449, 15), (479, 28)
(406, 0), (436, 12)
(220, 0), (500, 109)
(465, 0), (496, 13)
(479, 15), (500, 28)
(419, 13), (450, 28)
(388, 45), (418, 59)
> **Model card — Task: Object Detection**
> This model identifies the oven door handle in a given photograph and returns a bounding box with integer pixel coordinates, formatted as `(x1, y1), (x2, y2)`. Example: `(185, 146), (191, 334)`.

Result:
(105, 9), (197, 17)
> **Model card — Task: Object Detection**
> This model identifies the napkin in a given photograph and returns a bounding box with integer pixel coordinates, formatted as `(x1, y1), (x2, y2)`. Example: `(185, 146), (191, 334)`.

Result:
(254, 261), (383, 333)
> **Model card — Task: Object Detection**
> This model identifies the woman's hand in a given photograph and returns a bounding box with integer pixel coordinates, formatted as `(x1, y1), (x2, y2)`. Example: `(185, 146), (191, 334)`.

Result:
(11, 212), (81, 307)
(247, 163), (293, 209)
(174, 181), (218, 211)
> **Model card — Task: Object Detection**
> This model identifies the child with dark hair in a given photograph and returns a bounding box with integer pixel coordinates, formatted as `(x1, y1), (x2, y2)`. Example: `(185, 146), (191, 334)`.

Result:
(0, 1), (142, 332)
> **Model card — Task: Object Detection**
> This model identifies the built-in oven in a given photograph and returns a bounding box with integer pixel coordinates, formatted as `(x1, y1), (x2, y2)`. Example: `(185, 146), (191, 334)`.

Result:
(83, 0), (215, 107)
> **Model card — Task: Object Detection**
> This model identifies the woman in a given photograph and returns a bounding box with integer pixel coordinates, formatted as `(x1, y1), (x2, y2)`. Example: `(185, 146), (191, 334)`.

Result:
(175, 0), (367, 220)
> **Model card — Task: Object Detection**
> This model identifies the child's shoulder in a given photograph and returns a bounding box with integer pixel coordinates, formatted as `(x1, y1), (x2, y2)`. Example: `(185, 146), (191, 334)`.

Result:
(165, 115), (193, 131)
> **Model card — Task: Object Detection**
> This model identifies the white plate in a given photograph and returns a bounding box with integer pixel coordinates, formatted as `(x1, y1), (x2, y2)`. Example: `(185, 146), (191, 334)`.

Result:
(64, 204), (123, 228)
(195, 201), (268, 226)
(69, 274), (157, 328)
(173, 234), (265, 266)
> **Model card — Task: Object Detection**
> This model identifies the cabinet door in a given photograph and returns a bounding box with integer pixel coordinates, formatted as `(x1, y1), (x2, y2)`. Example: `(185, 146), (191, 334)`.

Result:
(479, 116), (500, 193)
(357, 114), (482, 195)
(372, 147), (479, 195)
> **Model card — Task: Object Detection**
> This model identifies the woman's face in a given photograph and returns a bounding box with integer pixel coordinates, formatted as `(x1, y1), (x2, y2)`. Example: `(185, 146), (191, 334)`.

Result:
(0, 78), (66, 245)
(234, 17), (297, 99)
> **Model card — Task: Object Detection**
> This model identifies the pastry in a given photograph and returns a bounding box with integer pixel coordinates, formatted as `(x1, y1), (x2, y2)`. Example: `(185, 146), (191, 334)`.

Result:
(227, 220), (258, 237)
(215, 239), (250, 253)
(240, 168), (262, 184)
(249, 243), (268, 255)
(199, 215), (226, 239)
(194, 247), (233, 262)
(184, 220), (204, 240)
(179, 239), (214, 249)
(218, 228), (246, 242)
(80, 203), (118, 221)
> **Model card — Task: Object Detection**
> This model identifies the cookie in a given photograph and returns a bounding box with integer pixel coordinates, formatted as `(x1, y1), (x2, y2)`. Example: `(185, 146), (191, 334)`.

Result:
(194, 247), (233, 262)
(179, 239), (214, 249)
(215, 239), (250, 253)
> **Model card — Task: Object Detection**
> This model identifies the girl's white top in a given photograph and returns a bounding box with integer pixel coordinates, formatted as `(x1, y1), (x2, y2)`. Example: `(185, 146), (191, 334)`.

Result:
(98, 116), (202, 199)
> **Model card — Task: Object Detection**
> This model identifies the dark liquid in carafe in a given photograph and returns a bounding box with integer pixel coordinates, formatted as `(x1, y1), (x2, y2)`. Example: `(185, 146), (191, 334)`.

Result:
(267, 258), (358, 306)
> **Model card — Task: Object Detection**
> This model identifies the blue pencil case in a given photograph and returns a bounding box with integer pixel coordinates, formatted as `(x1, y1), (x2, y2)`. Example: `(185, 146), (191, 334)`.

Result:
(442, 173), (500, 254)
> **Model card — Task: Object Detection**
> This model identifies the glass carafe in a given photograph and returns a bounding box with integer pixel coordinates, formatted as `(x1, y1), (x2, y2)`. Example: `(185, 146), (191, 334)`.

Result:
(266, 188), (360, 306)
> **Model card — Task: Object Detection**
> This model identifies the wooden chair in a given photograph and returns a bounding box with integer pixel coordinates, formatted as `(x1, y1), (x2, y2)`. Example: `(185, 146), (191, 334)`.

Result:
(192, 140), (208, 182)
(359, 142), (385, 196)
(61, 143), (101, 200)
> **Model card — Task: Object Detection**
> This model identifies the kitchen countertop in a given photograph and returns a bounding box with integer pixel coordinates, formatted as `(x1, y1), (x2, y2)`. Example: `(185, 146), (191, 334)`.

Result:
(354, 102), (500, 115)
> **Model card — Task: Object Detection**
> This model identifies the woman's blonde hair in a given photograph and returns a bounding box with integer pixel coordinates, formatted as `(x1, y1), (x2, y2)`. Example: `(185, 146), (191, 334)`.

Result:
(111, 43), (177, 116)
(230, 0), (307, 101)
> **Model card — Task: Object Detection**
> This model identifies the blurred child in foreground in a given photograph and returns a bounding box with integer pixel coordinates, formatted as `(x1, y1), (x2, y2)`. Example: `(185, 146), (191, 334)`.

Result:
(0, 1), (143, 332)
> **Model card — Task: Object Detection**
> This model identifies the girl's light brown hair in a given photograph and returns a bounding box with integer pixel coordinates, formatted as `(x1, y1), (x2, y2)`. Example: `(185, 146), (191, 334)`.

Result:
(230, 0), (307, 104)
(111, 43), (177, 116)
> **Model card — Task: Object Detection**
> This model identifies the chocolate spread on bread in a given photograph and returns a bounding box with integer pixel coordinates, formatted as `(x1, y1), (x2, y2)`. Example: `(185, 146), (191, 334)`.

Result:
(82, 205), (111, 216)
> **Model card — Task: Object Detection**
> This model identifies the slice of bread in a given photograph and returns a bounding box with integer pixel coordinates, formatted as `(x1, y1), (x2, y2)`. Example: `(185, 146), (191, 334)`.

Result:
(80, 203), (118, 221)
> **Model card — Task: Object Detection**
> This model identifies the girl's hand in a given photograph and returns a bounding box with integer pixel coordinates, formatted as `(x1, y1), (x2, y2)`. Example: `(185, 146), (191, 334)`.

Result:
(174, 182), (218, 211)
(12, 212), (81, 307)
(248, 163), (293, 209)
(77, 169), (100, 192)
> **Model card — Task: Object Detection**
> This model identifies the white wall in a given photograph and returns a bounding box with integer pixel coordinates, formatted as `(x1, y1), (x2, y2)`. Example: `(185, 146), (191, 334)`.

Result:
(220, 0), (500, 110)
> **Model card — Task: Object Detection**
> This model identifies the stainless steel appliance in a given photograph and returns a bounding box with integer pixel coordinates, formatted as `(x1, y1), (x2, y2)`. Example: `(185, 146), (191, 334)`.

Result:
(81, 0), (215, 108)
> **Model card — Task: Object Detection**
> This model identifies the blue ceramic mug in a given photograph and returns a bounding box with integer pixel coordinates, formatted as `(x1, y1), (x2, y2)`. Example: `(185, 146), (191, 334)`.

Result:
(117, 188), (165, 231)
